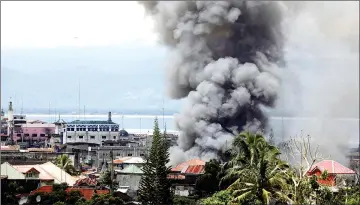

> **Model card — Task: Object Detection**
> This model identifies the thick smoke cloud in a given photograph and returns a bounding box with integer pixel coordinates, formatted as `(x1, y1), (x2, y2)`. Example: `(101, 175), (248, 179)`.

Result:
(140, 1), (287, 164)
(277, 1), (359, 164)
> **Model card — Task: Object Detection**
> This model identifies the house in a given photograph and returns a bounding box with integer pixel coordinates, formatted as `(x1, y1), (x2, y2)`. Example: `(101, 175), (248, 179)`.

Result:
(1, 161), (77, 186)
(115, 164), (144, 191)
(112, 156), (145, 169)
(168, 159), (205, 196)
(307, 160), (356, 187)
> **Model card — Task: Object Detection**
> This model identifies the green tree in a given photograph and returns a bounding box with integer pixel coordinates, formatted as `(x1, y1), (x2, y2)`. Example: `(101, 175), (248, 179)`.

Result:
(200, 190), (234, 205)
(54, 154), (79, 176)
(138, 155), (156, 204)
(220, 132), (292, 204)
(99, 170), (118, 192)
(195, 159), (222, 197)
(138, 118), (173, 205)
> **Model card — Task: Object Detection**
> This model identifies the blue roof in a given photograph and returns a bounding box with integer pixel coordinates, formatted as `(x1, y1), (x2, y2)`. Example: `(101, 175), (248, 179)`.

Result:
(68, 120), (117, 125)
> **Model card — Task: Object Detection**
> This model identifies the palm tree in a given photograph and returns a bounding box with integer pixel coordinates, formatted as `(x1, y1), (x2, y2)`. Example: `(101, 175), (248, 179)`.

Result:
(54, 154), (78, 176)
(220, 132), (292, 204)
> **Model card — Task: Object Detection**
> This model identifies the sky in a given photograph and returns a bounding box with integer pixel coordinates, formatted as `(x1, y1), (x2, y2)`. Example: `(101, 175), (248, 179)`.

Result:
(1, 1), (181, 114)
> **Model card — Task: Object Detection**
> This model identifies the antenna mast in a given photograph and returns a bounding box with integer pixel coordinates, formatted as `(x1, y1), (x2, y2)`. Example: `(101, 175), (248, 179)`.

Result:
(21, 96), (23, 115)
(162, 98), (165, 130)
(78, 80), (81, 120)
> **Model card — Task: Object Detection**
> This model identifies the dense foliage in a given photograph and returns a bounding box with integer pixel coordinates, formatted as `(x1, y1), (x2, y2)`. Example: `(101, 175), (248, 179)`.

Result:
(198, 132), (360, 205)
(26, 183), (126, 205)
(138, 118), (173, 204)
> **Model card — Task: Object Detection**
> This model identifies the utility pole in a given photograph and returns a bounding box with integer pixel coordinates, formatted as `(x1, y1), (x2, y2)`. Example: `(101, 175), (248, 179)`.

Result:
(121, 115), (124, 129)
(110, 149), (114, 195)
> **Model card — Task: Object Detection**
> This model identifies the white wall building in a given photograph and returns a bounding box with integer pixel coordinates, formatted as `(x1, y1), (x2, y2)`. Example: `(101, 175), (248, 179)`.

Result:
(63, 112), (120, 145)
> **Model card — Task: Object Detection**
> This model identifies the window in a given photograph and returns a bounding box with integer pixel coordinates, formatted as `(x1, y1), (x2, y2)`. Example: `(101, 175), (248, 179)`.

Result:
(40, 134), (45, 137)
(32, 134), (37, 137)
(102, 136), (106, 139)
(140, 153), (144, 156)
(127, 153), (133, 156)
(24, 134), (29, 137)
(17, 134), (21, 137)
(90, 136), (95, 139)
(113, 136), (116, 139)
(79, 136), (83, 139)
(68, 136), (72, 138)
(26, 173), (35, 178)
(71, 128), (74, 131)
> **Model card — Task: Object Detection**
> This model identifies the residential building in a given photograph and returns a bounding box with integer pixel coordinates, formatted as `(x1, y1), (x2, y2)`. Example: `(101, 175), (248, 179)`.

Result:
(63, 112), (120, 145)
(307, 160), (356, 187)
(115, 164), (143, 198)
(168, 159), (205, 196)
(1, 161), (77, 186)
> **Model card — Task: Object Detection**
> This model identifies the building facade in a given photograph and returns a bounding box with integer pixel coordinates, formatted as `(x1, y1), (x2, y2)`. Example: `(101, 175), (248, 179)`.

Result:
(63, 112), (120, 145)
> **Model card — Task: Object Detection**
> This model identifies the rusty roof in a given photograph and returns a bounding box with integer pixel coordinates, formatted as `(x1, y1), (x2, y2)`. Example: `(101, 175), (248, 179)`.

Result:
(171, 159), (205, 172)
(182, 165), (205, 174)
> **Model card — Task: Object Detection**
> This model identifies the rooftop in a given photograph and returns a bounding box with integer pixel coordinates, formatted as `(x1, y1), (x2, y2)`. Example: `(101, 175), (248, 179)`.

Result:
(113, 157), (145, 164)
(30, 185), (109, 200)
(308, 160), (356, 174)
(171, 159), (205, 172)
(68, 120), (117, 125)
(116, 164), (143, 174)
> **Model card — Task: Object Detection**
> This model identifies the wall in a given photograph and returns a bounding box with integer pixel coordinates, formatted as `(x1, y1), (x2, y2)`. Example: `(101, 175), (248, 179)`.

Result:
(13, 123), (55, 142)
(64, 131), (119, 144)
(116, 174), (142, 190)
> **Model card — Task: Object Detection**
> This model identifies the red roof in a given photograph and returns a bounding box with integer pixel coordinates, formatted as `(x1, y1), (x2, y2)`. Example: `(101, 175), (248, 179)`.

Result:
(171, 159), (205, 172)
(30, 186), (109, 200)
(74, 177), (99, 187)
(182, 165), (205, 174)
(308, 160), (356, 174)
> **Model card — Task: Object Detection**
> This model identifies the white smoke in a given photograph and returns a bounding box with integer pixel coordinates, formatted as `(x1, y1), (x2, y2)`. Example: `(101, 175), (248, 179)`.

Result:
(278, 1), (359, 164)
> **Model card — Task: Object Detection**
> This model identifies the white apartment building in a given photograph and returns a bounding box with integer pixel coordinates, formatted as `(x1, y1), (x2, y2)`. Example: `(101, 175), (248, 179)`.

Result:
(63, 112), (120, 145)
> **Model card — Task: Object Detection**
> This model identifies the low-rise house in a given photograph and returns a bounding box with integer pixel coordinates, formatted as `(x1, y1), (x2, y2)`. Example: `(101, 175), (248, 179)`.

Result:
(115, 164), (144, 191)
(168, 159), (205, 196)
(307, 160), (356, 187)
(1, 161), (77, 186)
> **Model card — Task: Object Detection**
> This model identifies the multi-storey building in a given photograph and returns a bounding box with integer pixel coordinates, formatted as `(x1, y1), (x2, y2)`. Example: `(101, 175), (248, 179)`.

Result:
(63, 112), (120, 145)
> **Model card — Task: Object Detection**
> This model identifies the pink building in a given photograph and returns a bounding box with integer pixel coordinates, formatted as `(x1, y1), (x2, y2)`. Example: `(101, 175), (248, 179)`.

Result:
(14, 122), (55, 142)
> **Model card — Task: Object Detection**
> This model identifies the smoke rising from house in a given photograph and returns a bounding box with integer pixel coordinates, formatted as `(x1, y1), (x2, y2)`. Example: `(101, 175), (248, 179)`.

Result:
(140, 1), (359, 165)
(140, 1), (287, 164)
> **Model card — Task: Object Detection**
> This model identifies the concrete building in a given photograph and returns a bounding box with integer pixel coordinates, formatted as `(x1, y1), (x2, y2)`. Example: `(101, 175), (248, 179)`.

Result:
(63, 112), (120, 145)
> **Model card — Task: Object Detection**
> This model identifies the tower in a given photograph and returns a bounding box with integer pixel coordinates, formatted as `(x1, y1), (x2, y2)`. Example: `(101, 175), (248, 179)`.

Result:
(108, 111), (112, 122)
(7, 101), (15, 145)
(0, 109), (4, 121)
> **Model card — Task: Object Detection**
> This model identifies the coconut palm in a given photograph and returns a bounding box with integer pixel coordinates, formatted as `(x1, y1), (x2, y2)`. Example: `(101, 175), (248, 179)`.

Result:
(220, 132), (292, 204)
(54, 154), (78, 176)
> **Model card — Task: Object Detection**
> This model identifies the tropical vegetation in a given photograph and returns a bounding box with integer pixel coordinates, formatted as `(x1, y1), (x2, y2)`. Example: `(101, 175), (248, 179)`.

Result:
(197, 132), (360, 205)
(54, 154), (80, 176)
(138, 118), (173, 205)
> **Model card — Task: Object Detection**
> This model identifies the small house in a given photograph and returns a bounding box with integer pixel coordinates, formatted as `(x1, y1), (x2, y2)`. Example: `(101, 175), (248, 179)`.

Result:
(307, 160), (356, 187)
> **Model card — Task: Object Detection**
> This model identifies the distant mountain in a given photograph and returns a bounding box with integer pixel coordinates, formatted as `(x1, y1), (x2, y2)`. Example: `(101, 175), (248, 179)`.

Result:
(1, 44), (182, 112)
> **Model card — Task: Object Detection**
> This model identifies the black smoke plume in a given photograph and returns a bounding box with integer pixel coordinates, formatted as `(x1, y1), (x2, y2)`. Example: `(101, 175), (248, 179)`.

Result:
(140, 1), (286, 164)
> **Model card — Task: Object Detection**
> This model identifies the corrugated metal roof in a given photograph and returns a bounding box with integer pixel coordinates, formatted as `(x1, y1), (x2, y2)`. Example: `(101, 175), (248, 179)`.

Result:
(113, 157), (144, 164)
(182, 165), (205, 174)
(171, 159), (205, 172)
(308, 160), (356, 174)
(117, 164), (143, 174)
